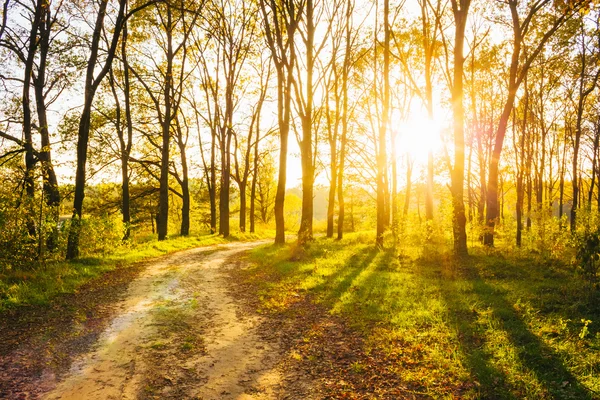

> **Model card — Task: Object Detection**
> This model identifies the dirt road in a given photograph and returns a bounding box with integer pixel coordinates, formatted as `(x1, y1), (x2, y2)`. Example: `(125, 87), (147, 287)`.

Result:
(4, 241), (294, 400)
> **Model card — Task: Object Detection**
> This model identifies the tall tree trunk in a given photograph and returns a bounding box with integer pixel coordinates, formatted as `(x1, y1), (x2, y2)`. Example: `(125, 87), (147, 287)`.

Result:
(220, 128), (231, 237)
(326, 72), (338, 238)
(526, 173), (532, 230)
(178, 131), (190, 236)
(158, 5), (174, 241)
(250, 117), (260, 234)
(210, 130), (217, 233)
(121, 19), (133, 240)
(239, 181), (247, 232)
(449, 0), (470, 256)
(420, 0), (438, 225)
(22, 0), (44, 237)
(259, 0), (297, 245)
(391, 122), (398, 231)
(35, 1), (60, 249)
(326, 131), (337, 238)
(298, 0), (315, 245)
(559, 128), (567, 224)
(274, 67), (291, 244)
(337, 0), (352, 241)
(67, 0), (127, 259)
(589, 122), (599, 207)
(376, 0), (390, 248)
(515, 81), (528, 247)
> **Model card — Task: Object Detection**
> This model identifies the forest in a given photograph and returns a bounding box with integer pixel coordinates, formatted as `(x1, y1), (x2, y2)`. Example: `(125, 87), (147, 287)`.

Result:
(1, 0), (600, 398)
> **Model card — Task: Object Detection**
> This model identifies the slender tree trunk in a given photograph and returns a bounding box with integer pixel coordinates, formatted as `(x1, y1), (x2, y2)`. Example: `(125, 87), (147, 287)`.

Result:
(559, 130), (567, 223)
(210, 131), (217, 233)
(484, 93), (515, 246)
(326, 138), (337, 238)
(298, 0), (315, 245)
(325, 74), (338, 238)
(220, 127), (232, 237)
(449, 0), (470, 256)
(158, 6), (174, 241)
(22, 0), (45, 237)
(121, 20), (133, 240)
(274, 69), (291, 244)
(337, 0), (352, 241)
(403, 158), (412, 216)
(239, 181), (246, 233)
(67, 0), (126, 258)
(250, 123), (260, 233)
(391, 122), (398, 230)
(500, 173), (505, 222)
(179, 137), (190, 236)
(515, 82), (528, 247)
(376, 0), (390, 248)
(35, 2), (60, 249)
(259, 0), (298, 244)
(588, 123), (599, 207)
(526, 174), (532, 230)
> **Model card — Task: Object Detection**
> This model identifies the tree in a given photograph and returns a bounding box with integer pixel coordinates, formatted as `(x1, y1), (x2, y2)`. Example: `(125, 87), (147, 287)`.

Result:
(67, 0), (131, 258)
(376, 0), (391, 248)
(570, 11), (600, 231)
(260, 0), (301, 245)
(0, 0), (70, 250)
(449, 0), (470, 256)
(483, 0), (586, 246)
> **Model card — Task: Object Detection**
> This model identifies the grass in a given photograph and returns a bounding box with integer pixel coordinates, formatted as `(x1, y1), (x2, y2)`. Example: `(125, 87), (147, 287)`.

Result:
(243, 231), (600, 399)
(0, 230), (273, 312)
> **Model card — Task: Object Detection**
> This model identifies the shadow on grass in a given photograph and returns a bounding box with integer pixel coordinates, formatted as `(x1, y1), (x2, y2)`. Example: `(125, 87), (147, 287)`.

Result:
(430, 256), (515, 399)
(467, 252), (600, 325)
(316, 247), (379, 305)
(435, 255), (593, 399)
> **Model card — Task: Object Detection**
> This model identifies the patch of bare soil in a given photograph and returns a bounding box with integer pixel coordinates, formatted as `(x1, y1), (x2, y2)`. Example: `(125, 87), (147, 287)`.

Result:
(1, 240), (305, 400)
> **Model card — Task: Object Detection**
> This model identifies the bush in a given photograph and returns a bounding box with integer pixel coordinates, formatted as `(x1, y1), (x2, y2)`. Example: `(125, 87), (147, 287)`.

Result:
(573, 226), (600, 281)
(0, 205), (38, 271)
(77, 214), (125, 256)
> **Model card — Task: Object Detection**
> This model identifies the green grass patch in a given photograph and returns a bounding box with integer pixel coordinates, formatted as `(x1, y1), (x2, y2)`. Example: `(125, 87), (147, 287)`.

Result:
(244, 232), (600, 399)
(0, 230), (273, 312)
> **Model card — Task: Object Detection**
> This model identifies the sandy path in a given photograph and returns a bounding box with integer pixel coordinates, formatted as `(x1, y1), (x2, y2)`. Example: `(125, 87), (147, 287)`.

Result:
(43, 240), (283, 400)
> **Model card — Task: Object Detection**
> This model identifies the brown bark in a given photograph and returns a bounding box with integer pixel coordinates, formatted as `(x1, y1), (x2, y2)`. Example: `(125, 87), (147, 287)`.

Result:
(34, 0), (60, 249)
(449, 0), (470, 256)
(296, 0), (317, 245)
(376, 0), (390, 248)
(337, 0), (353, 240)
(67, 0), (128, 259)
(22, 0), (45, 237)
(484, 0), (583, 246)
(120, 19), (133, 240)
(260, 0), (299, 245)
(157, 4), (174, 241)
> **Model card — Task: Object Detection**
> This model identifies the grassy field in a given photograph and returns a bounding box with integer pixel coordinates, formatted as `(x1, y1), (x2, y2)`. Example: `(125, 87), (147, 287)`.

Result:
(0, 230), (272, 311)
(242, 232), (600, 399)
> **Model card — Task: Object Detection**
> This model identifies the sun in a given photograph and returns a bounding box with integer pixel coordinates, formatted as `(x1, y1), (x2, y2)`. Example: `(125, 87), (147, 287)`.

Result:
(394, 109), (444, 167)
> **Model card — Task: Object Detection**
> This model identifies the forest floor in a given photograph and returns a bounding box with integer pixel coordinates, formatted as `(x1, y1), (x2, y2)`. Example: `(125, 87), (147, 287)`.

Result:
(0, 240), (322, 399)
(1, 234), (599, 399)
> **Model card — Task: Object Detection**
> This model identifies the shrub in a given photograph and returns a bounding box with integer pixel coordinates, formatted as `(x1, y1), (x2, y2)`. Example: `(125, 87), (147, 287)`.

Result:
(0, 205), (38, 271)
(573, 226), (600, 281)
